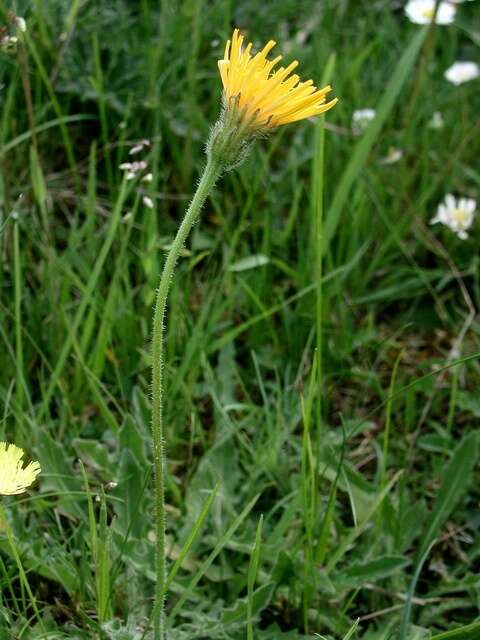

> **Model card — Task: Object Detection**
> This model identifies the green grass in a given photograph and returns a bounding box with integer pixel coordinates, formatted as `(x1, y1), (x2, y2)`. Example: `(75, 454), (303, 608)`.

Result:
(0, 0), (480, 638)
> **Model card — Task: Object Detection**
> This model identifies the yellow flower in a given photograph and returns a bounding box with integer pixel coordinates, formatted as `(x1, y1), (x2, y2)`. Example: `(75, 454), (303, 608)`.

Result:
(0, 442), (41, 495)
(218, 28), (338, 129)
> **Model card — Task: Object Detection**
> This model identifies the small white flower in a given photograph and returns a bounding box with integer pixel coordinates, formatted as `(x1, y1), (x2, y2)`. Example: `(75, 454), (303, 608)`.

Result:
(430, 194), (476, 239)
(429, 111), (444, 129)
(352, 108), (376, 133)
(119, 160), (148, 178)
(132, 161), (147, 172)
(16, 17), (27, 32)
(405, 0), (456, 24)
(379, 147), (404, 165)
(129, 139), (151, 155)
(444, 61), (480, 85)
(143, 196), (154, 209)
(142, 173), (153, 183)
(2, 35), (18, 50)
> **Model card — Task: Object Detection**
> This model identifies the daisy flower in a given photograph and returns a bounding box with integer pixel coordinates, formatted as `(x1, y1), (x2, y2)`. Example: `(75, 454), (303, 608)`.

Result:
(430, 194), (476, 239)
(405, 0), (456, 24)
(352, 108), (376, 133)
(0, 443), (41, 495)
(444, 61), (480, 85)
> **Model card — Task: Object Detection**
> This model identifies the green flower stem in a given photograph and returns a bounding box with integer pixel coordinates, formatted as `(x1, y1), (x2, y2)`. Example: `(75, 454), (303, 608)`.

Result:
(151, 154), (222, 639)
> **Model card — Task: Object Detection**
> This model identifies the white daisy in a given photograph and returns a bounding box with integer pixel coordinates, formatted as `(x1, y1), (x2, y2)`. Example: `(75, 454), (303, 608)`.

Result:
(405, 0), (456, 24)
(352, 108), (376, 133)
(444, 61), (480, 85)
(430, 194), (476, 239)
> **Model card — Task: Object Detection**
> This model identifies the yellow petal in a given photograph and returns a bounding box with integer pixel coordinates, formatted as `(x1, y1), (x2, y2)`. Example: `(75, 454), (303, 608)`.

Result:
(0, 442), (41, 495)
(218, 28), (337, 129)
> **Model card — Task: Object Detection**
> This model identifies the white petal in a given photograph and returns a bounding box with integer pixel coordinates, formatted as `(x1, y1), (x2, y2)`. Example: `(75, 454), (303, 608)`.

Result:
(465, 199), (477, 214)
(445, 194), (456, 211)
(436, 204), (448, 222)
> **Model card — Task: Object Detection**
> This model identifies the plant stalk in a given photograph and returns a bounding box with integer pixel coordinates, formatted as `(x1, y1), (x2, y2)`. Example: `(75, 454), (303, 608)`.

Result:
(151, 154), (222, 639)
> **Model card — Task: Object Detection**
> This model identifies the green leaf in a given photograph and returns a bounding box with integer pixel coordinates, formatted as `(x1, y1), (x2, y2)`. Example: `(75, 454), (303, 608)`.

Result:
(417, 431), (477, 561)
(257, 625), (300, 639)
(36, 431), (86, 521)
(222, 582), (275, 625)
(325, 471), (402, 574)
(431, 622), (480, 640)
(73, 438), (111, 471)
(335, 555), (410, 586)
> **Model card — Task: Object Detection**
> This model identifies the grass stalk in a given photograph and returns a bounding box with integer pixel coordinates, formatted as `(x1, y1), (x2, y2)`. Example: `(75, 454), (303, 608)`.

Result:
(247, 515), (263, 640)
(313, 113), (325, 475)
(13, 219), (24, 430)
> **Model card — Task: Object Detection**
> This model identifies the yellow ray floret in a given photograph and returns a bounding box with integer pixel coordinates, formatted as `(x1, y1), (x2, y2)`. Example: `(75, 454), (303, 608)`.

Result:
(0, 442), (41, 495)
(218, 28), (338, 128)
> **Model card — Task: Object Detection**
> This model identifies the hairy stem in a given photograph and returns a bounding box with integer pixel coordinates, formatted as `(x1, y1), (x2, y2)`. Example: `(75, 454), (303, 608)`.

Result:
(151, 155), (222, 639)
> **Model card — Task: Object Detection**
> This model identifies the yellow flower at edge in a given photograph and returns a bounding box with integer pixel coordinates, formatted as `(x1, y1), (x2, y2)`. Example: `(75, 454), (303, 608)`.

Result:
(218, 28), (338, 129)
(0, 442), (41, 495)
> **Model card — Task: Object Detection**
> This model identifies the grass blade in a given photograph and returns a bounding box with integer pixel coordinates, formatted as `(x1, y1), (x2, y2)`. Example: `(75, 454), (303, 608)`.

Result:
(38, 179), (129, 419)
(247, 515), (263, 640)
(431, 622), (480, 640)
(398, 540), (435, 640)
(323, 27), (427, 252)
(416, 431), (478, 562)
(325, 471), (402, 574)
(166, 494), (259, 626)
